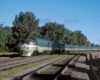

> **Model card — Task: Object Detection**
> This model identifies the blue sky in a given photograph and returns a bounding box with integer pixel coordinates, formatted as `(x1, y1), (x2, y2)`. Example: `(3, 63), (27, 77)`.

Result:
(0, 0), (100, 44)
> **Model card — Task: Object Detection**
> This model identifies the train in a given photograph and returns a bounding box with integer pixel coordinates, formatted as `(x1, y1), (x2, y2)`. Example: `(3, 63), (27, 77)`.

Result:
(65, 44), (99, 51)
(18, 36), (99, 56)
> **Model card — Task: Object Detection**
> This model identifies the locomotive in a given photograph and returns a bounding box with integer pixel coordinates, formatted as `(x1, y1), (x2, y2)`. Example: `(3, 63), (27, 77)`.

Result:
(18, 36), (99, 56)
(18, 37), (65, 56)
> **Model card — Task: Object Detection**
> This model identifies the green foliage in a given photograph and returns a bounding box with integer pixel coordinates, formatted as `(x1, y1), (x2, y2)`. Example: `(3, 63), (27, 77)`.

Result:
(41, 22), (66, 42)
(64, 28), (72, 37)
(0, 25), (13, 52)
(91, 43), (95, 47)
(12, 11), (39, 43)
(66, 30), (90, 46)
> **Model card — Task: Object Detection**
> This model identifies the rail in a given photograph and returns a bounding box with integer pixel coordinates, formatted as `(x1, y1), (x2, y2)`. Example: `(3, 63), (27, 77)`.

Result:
(16, 55), (76, 80)
(90, 59), (100, 80)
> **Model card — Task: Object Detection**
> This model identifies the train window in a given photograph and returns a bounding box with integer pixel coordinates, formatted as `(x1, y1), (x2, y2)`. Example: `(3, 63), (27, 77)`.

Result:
(30, 41), (35, 45)
(24, 39), (36, 45)
(18, 42), (22, 48)
(19, 42), (22, 45)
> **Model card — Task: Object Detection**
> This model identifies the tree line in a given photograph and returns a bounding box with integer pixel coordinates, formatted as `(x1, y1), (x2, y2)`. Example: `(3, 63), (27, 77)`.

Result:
(0, 11), (99, 52)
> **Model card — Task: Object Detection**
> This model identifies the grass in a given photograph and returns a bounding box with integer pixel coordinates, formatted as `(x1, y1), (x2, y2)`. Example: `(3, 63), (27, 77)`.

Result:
(0, 54), (67, 80)
(0, 52), (19, 56)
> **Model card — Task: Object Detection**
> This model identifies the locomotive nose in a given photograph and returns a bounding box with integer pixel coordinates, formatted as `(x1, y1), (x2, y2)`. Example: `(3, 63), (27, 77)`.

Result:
(23, 44), (26, 48)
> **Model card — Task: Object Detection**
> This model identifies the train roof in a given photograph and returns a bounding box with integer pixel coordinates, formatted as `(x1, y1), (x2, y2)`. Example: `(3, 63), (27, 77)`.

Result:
(28, 36), (52, 42)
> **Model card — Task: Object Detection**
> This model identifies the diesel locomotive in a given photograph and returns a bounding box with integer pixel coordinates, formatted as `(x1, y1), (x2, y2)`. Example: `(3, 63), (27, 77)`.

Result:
(18, 37), (65, 56)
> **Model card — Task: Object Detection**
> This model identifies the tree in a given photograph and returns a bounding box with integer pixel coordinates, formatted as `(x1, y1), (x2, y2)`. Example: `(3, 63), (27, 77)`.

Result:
(91, 43), (95, 47)
(95, 44), (99, 47)
(0, 25), (13, 52)
(41, 22), (65, 42)
(66, 32), (78, 45)
(64, 28), (72, 37)
(66, 30), (90, 46)
(12, 11), (39, 43)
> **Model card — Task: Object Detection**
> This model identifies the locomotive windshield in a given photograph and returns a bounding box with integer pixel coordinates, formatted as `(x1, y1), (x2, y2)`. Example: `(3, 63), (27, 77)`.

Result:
(24, 39), (36, 45)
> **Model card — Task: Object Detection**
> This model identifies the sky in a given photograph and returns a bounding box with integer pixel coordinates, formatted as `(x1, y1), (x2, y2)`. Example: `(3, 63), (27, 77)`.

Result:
(0, 0), (100, 44)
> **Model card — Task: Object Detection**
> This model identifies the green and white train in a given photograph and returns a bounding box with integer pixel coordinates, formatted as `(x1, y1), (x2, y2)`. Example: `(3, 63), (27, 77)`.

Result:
(18, 36), (99, 56)
(18, 37), (65, 56)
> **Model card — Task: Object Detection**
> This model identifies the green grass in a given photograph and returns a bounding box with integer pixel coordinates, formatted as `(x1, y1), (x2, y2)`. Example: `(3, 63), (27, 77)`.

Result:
(0, 52), (19, 55)
(0, 54), (67, 80)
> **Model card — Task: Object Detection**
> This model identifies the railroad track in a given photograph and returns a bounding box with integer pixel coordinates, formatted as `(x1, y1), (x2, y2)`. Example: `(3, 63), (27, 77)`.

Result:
(55, 55), (80, 80)
(0, 55), (58, 72)
(0, 55), (50, 64)
(0, 56), (34, 64)
(15, 55), (77, 80)
(95, 59), (100, 69)
(90, 59), (100, 80)
(4, 54), (91, 80)
(0, 55), (55, 66)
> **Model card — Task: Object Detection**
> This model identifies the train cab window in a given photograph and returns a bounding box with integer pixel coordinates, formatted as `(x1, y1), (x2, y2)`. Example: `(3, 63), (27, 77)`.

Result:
(30, 41), (35, 45)
(19, 42), (22, 45)
(24, 39), (36, 45)
(18, 42), (22, 48)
